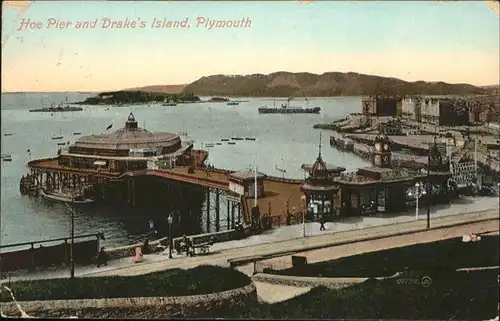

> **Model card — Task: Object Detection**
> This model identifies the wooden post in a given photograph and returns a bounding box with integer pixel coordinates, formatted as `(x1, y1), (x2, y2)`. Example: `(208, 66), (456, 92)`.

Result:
(231, 203), (235, 229)
(215, 190), (220, 232)
(227, 200), (230, 230)
(206, 188), (211, 232)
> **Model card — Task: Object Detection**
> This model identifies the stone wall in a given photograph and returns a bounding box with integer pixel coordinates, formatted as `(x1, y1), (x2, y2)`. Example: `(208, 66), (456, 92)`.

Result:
(0, 283), (257, 318)
(105, 236), (169, 260)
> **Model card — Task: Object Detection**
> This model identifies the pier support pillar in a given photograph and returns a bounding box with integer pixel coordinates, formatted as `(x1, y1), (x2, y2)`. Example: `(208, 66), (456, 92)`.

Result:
(237, 203), (241, 224)
(231, 203), (235, 229)
(206, 188), (211, 233)
(215, 190), (220, 232)
(227, 200), (230, 230)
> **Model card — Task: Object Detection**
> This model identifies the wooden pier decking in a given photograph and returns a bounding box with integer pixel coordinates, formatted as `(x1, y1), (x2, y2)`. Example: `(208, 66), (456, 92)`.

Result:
(26, 158), (306, 228)
(161, 166), (304, 226)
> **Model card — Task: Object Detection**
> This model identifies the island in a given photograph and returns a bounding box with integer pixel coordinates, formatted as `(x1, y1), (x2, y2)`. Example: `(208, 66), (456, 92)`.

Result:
(76, 90), (200, 105)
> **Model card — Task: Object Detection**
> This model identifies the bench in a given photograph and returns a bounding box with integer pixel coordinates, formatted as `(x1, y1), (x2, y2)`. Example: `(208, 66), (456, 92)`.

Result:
(191, 243), (210, 255)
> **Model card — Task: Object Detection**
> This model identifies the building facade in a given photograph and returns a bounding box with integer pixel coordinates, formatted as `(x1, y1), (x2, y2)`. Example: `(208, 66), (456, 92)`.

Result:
(362, 96), (403, 117)
(334, 132), (452, 216)
(402, 96), (469, 126)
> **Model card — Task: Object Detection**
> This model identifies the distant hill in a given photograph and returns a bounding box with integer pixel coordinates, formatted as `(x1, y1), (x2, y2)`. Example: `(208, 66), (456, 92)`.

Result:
(127, 84), (187, 94)
(181, 72), (487, 97)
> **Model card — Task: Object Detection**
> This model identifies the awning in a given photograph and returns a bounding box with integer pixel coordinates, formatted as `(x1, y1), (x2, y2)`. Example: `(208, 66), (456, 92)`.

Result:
(93, 160), (107, 166)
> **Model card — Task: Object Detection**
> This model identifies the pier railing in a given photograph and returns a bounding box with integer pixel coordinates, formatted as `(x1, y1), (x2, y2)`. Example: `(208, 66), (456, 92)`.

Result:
(0, 233), (104, 274)
(195, 166), (304, 184)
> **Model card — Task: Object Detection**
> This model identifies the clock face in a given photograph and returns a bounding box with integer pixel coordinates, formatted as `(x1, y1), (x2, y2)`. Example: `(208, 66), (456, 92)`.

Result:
(383, 143), (389, 151)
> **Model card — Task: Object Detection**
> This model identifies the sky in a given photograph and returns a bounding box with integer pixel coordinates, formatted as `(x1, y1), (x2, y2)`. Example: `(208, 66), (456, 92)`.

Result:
(1, 0), (499, 92)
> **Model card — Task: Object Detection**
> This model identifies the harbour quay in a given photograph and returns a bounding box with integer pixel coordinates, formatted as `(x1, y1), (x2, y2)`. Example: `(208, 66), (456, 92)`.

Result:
(328, 95), (500, 186)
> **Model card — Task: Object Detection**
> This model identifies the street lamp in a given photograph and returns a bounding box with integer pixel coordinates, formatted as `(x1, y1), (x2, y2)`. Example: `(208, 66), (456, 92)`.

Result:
(64, 198), (76, 279)
(167, 213), (174, 259)
(301, 195), (306, 238)
(408, 182), (426, 220)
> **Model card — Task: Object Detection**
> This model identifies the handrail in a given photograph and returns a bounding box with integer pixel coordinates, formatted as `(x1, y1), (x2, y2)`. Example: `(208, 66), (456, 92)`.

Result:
(0, 232), (103, 250)
(148, 170), (229, 189)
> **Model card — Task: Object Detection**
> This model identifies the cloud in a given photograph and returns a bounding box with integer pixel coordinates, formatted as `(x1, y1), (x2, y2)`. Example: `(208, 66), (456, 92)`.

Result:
(485, 0), (500, 15)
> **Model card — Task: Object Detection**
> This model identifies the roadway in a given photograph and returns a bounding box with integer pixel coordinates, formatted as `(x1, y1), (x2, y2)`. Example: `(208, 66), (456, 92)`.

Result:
(86, 207), (498, 277)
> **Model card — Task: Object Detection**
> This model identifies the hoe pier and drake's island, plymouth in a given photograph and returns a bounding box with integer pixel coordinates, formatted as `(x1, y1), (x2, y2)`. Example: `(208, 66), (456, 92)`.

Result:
(2, 0), (500, 318)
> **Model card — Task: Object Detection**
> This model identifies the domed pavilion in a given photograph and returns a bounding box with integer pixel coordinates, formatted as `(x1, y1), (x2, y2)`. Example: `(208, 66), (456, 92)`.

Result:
(59, 113), (194, 171)
(300, 134), (346, 221)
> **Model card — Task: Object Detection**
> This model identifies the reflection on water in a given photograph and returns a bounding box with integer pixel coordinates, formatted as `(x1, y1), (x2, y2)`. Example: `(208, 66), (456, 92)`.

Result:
(1, 93), (368, 246)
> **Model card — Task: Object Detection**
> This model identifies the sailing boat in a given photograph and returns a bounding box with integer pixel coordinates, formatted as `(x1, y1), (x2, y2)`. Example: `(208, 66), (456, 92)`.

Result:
(1, 153), (12, 161)
(275, 157), (287, 178)
(52, 127), (64, 140)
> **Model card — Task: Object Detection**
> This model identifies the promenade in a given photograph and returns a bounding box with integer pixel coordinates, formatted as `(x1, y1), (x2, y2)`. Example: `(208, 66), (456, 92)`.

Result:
(87, 207), (499, 277)
(3, 197), (498, 282)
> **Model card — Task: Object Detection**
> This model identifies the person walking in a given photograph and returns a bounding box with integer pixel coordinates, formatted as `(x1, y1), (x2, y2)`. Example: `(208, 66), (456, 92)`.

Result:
(319, 216), (326, 231)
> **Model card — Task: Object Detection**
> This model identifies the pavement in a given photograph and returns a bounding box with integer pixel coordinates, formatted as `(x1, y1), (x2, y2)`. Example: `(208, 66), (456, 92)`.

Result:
(253, 281), (311, 303)
(2, 196), (498, 282)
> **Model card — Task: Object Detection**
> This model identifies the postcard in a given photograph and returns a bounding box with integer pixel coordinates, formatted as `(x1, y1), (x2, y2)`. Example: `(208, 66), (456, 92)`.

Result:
(1, 1), (499, 320)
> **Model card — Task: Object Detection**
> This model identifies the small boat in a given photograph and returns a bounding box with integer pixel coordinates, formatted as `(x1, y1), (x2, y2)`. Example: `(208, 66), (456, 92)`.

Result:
(276, 165), (287, 175)
(1, 153), (12, 161)
(227, 101), (239, 106)
(52, 136), (63, 140)
(162, 103), (177, 106)
(205, 143), (215, 148)
(228, 142), (236, 145)
(3, 133), (14, 136)
(231, 137), (244, 141)
(57, 142), (66, 146)
(216, 142), (222, 145)
(245, 137), (256, 141)
(221, 138), (230, 142)
(73, 132), (81, 135)
(40, 190), (94, 204)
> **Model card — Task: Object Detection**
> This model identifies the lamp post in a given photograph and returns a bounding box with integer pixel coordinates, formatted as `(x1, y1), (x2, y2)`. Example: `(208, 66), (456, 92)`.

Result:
(409, 182), (426, 221)
(64, 198), (76, 279)
(167, 213), (174, 259)
(301, 195), (306, 238)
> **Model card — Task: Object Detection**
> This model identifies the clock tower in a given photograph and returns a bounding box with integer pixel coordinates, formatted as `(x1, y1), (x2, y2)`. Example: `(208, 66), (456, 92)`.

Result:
(372, 132), (392, 168)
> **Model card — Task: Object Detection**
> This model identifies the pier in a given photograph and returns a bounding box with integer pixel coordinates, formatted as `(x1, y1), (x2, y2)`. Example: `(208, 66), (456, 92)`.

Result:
(22, 157), (306, 231)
